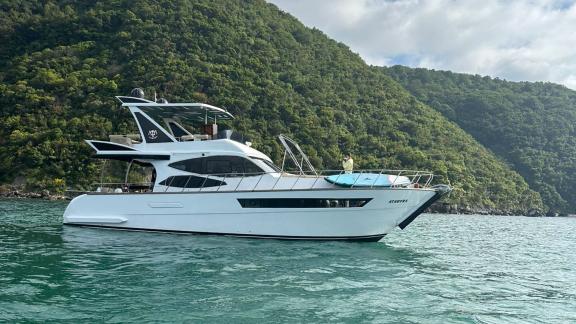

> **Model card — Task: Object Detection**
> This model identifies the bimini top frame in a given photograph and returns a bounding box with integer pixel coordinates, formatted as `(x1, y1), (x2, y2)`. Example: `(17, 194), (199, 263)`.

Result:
(114, 96), (234, 144)
(116, 96), (234, 124)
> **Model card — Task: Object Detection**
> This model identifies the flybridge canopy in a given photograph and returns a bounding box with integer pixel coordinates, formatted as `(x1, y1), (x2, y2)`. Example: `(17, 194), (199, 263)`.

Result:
(116, 96), (234, 123)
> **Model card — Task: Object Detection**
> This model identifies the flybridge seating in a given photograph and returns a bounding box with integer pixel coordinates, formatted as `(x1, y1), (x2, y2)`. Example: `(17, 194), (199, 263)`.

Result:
(115, 95), (236, 144)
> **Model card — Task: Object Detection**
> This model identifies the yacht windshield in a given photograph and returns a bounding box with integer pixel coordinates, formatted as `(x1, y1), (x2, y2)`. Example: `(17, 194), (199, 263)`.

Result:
(251, 157), (281, 173)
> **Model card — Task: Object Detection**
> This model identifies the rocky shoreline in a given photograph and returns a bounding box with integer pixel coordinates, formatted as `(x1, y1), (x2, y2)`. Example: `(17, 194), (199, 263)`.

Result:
(0, 187), (70, 201)
(427, 202), (547, 217)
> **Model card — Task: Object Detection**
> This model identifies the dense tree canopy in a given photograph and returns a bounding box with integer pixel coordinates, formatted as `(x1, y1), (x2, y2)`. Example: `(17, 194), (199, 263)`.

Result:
(384, 66), (576, 213)
(0, 0), (543, 213)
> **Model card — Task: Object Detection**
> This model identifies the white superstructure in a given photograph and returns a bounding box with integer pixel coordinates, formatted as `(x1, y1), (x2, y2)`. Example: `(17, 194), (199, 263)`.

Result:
(63, 91), (451, 242)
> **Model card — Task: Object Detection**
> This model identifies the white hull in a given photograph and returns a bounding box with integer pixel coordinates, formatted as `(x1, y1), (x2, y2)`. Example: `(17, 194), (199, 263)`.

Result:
(63, 188), (439, 241)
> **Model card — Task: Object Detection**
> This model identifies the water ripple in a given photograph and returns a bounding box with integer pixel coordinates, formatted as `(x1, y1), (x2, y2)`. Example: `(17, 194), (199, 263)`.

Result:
(1, 199), (576, 323)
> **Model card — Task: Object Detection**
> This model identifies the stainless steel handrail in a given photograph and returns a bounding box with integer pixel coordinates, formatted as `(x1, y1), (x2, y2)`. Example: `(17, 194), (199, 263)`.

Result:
(371, 170), (383, 189)
(350, 170), (363, 188)
(217, 174), (227, 192)
(252, 173), (265, 192)
(290, 173), (302, 190)
(92, 169), (437, 193)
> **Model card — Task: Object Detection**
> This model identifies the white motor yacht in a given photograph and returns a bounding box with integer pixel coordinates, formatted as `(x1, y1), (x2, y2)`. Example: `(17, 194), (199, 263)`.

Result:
(63, 90), (451, 242)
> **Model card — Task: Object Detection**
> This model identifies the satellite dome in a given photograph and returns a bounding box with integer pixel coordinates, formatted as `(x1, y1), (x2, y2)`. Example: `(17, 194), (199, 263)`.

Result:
(130, 88), (145, 98)
(158, 98), (168, 104)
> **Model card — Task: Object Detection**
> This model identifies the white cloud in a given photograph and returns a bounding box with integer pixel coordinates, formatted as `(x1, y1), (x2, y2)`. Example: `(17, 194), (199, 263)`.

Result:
(268, 0), (576, 89)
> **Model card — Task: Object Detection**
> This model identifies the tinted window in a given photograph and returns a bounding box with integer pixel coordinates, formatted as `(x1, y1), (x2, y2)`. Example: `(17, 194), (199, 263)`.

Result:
(169, 158), (203, 173)
(159, 175), (225, 188)
(244, 159), (264, 175)
(169, 156), (264, 177)
(206, 157), (242, 175)
(237, 198), (372, 208)
(252, 157), (281, 172)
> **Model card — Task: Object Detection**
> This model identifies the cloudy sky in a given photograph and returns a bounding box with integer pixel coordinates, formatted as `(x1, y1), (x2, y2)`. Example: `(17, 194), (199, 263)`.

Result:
(268, 0), (576, 89)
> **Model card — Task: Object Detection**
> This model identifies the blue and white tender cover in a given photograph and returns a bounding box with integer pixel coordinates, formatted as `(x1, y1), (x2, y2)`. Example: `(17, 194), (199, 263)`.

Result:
(324, 173), (411, 187)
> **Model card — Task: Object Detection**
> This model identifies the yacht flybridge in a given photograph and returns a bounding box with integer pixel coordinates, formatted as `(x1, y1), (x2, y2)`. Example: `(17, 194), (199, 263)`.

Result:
(63, 90), (451, 242)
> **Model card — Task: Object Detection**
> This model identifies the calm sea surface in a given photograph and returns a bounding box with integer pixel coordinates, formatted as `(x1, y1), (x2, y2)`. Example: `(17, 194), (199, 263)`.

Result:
(1, 198), (575, 323)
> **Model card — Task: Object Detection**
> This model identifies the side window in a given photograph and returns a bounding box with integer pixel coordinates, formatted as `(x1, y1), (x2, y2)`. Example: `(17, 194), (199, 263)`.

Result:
(205, 156), (246, 176)
(252, 157), (281, 172)
(206, 158), (233, 175)
(169, 156), (265, 177)
(244, 159), (265, 175)
(169, 158), (203, 173)
(159, 176), (225, 188)
(230, 157), (245, 174)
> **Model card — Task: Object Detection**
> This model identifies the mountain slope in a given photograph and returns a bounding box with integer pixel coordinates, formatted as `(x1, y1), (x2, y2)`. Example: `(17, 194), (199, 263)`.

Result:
(384, 65), (576, 213)
(0, 0), (543, 213)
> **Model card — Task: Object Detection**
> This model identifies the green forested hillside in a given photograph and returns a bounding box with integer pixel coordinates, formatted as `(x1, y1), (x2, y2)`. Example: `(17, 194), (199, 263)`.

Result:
(0, 0), (543, 213)
(384, 66), (576, 213)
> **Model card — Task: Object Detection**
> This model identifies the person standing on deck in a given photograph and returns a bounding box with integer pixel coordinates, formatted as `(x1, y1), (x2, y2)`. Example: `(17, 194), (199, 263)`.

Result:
(342, 153), (354, 174)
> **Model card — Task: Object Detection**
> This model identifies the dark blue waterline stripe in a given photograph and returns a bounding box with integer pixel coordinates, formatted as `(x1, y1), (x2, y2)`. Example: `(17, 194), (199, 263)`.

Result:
(63, 224), (386, 242)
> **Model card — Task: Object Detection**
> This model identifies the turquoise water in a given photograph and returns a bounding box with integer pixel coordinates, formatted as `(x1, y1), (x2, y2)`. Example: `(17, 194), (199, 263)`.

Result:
(1, 199), (575, 323)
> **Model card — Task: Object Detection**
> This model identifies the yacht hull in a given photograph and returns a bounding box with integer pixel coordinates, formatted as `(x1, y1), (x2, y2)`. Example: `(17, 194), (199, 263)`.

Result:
(63, 188), (439, 241)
